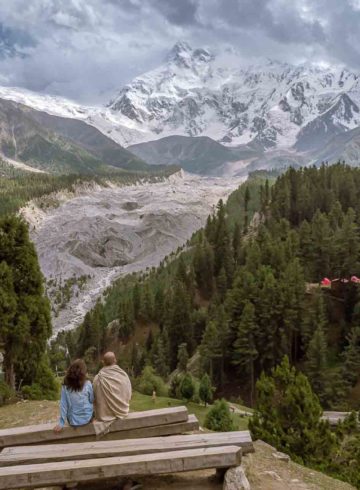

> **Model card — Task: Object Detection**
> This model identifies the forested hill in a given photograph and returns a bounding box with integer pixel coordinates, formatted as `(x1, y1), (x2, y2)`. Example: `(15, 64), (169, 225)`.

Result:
(0, 159), (178, 216)
(53, 163), (360, 411)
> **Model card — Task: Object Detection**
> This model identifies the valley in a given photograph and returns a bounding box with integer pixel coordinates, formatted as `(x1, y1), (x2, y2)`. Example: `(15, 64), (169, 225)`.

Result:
(24, 170), (243, 333)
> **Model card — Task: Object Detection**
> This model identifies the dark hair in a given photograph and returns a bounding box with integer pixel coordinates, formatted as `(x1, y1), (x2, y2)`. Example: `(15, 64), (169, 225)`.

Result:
(63, 359), (87, 392)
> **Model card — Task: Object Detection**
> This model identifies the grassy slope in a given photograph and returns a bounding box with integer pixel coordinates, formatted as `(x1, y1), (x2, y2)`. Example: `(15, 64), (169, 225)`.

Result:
(0, 391), (250, 430)
(0, 396), (354, 490)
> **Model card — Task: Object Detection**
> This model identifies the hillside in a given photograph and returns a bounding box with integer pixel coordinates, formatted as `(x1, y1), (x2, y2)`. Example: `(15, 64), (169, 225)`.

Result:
(47, 164), (360, 487)
(128, 135), (258, 174)
(0, 98), (148, 174)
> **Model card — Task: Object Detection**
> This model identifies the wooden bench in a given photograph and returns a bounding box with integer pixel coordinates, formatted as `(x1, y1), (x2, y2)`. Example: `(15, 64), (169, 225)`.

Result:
(0, 407), (198, 448)
(0, 446), (242, 489)
(0, 431), (254, 466)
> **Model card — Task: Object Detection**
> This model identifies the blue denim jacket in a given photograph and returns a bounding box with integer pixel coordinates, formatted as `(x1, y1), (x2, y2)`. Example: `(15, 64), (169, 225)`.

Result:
(58, 380), (94, 428)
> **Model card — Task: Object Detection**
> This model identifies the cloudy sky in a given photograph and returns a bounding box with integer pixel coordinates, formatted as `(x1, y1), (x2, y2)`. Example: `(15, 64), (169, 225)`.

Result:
(0, 0), (360, 102)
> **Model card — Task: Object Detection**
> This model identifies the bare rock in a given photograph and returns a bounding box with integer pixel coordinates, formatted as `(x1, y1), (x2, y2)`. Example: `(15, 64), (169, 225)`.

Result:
(262, 470), (282, 481)
(272, 451), (290, 463)
(223, 466), (251, 490)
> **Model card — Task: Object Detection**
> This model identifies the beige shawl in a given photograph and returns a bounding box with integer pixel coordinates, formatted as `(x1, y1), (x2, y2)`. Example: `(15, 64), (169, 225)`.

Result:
(93, 364), (132, 422)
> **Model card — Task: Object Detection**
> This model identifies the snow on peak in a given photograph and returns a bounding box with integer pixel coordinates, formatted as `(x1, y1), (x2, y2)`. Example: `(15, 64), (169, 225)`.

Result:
(0, 43), (359, 151)
(105, 45), (360, 149)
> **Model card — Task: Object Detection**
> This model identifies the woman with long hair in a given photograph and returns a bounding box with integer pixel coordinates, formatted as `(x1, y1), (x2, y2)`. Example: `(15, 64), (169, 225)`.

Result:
(53, 359), (94, 432)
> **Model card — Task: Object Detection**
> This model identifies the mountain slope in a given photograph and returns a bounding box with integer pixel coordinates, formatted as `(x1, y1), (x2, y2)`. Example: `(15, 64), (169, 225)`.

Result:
(0, 98), (148, 174)
(128, 135), (259, 174)
(108, 42), (360, 149)
(0, 43), (360, 173)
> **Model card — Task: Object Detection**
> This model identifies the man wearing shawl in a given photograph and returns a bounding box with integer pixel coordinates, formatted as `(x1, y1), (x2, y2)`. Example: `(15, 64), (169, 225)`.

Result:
(93, 351), (132, 421)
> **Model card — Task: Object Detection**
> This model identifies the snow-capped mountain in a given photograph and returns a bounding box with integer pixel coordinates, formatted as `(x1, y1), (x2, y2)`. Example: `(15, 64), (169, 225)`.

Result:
(0, 41), (360, 167)
(108, 41), (360, 150)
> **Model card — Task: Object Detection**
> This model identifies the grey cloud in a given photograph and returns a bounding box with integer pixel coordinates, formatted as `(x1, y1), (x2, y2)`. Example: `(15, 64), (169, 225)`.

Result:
(151, 0), (198, 25)
(0, 0), (359, 102)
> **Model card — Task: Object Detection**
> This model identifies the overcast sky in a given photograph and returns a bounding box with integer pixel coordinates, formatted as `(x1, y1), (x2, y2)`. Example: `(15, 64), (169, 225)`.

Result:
(0, 0), (360, 103)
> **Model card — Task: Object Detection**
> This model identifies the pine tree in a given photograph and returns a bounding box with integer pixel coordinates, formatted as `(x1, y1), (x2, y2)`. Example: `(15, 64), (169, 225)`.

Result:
(179, 373), (195, 401)
(145, 330), (154, 352)
(153, 335), (169, 379)
(0, 216), (54, 391)
(177, 342), (189, 372)
(199, 320), (222, 382)
(249, 356), (335, 464)
(232, 300), (258, 405)
(244, 186), (251, 232)
(343, 326), (360, 386)
(232, 221), (241, 264)
(193, 241), (214, 298)
(165, 281), (194, 370)
(304, 323), (328, 405)
(204, 399), (235, 432)
(199, 373), (213, 406)
(132, 283), (141, 320)
(216, 267), (227, 301)
(0, 261), (16, 387)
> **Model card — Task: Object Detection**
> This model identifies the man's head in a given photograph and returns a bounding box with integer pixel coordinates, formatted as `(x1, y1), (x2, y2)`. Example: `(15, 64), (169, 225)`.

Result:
(103, 351), (117, 366)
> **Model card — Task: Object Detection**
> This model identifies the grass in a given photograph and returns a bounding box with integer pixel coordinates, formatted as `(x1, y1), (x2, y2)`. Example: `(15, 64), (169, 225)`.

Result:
(0, 391), (250, 430)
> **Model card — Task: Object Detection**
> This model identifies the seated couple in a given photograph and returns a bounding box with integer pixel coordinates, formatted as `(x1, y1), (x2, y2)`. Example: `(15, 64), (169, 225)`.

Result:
(53, 351), (132, 432)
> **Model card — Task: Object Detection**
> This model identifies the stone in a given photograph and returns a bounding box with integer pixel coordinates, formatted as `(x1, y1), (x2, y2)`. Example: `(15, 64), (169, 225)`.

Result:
(262, 471), (282, 481)
(223, 466), (251, 490)
(272, 451), (290, 463)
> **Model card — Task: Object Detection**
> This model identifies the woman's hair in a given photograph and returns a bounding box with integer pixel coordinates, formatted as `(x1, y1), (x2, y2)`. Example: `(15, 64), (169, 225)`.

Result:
(63, 359), (87, 392)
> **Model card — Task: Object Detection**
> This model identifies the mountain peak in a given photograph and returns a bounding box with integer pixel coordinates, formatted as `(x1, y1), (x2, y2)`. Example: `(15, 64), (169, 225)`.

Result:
(166, 41), (213, 67)
(167, 41), (192, 62)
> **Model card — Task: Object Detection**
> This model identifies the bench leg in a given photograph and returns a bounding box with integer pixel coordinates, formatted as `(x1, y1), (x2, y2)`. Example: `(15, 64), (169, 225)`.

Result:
(215, 468), (228, 482)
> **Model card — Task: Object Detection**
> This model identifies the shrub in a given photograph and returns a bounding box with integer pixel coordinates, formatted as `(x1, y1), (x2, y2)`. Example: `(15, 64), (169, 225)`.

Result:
(169, 374), (183, 399)
(22, 356), (59, 401)
(204, 399), (235, 432)
(0, 381), (14, 406)
(179, 373), (195, 401)
(136, 366), (167, 397)
(199, 373), (213, 406)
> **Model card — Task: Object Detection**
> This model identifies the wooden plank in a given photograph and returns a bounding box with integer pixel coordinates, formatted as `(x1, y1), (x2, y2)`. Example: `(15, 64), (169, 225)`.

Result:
(0, 406), (188, 448)
(0, 446), (242, 490)
(0, 431), (254, 466)
(48, 414), (199, 445)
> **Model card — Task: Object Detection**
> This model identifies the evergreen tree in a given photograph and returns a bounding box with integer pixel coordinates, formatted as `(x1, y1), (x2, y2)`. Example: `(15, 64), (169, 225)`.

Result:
(145, 329), (154, 352)
(193, 240), (214, 298)
(244, 186), (251, 232)
(0, 261), (16, 387)
(304, 323), (328, 405)
(153, 335), (169, 379)
(199, 373), (213, 406)
(232, 300), (258, 404)
(179, 372), (195, 401)
(177, 342), (189, 372)
(343, 326), (360, 387)
(204, 399), (235, 432)
(199, 320), (222, 382)
(0, 216), (54, 391)
(216, 267), (227, 301)
(249, 357), (334, 464)
(232, 221), (241, 264)
(165, 281), (194, 370)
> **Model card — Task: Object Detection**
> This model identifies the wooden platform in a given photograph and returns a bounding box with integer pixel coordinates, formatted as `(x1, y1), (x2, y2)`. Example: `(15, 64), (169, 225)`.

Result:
(0, 407), (192, 448)
(0, 431), (254, 466)
(0, 446), (242, 490)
